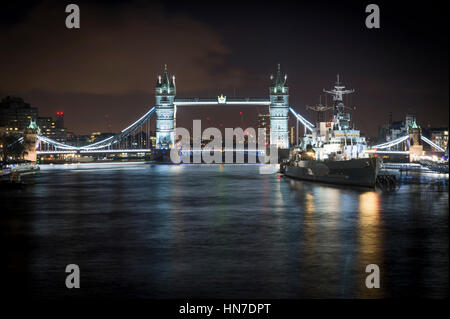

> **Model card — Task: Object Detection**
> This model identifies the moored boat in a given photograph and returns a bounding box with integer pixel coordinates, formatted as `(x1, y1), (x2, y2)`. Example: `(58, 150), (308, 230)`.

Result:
(283, 76), (380, 187)
(282, 157), (380, 187)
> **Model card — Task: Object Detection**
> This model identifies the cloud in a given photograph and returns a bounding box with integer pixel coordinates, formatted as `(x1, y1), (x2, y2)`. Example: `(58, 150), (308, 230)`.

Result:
(0, 1), (249, 96)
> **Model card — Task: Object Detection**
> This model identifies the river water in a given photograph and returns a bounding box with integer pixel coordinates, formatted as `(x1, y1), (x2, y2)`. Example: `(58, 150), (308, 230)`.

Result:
(1, 163), (448, 298)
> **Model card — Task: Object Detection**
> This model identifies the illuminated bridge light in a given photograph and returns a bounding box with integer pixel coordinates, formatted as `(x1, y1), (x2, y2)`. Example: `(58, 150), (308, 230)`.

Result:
(421, 135), (445, 152)
(120, 107), (156, 133)
(36, 107), (157, 154)
(364, 150), (410, 155)
(79, 136), (114, 149)
(36, 149), (152, 155)
(289, 107), (315, 132)
(37, 150), (77, 154)
(80, 149), (152, 154)
(370, 135), (409, 149)
(174, 98), (271, 106)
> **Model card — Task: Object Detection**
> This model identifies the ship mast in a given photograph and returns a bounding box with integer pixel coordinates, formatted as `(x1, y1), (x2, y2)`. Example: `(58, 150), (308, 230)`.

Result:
(306, 95), (333, 123)
(323, 74), (354, 104)
(323, 75), (355, 130)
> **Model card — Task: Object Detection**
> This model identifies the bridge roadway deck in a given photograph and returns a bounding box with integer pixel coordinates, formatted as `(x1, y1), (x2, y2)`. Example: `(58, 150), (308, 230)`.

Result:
(174, 97), (271, 106)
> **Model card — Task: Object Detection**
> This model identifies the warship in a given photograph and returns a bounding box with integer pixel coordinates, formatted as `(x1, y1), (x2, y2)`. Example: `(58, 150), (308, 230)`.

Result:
(281, 76), (380, 187)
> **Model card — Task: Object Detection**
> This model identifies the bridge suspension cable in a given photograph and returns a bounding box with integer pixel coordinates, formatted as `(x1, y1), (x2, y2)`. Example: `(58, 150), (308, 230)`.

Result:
(370, 135), (409, 149)
(289, 107), (315, 132)
(36, 106), (156, 152)
(421, 135), (445, 152)
(4, 136), (24, 148)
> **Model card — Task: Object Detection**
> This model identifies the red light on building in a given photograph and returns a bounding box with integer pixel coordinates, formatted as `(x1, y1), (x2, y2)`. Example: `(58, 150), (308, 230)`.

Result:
(56, 111), (64, 129)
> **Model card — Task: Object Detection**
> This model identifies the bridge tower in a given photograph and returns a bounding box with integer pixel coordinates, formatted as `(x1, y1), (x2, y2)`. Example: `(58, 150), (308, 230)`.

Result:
(155, 65), (176, 149)
(269, 64), (289, 149)
(408, 119), (423, 159)
(24, 119), (38, 162)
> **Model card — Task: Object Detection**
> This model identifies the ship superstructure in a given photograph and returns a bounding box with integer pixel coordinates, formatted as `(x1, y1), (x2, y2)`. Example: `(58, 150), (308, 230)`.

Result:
(300, 76), (369, 161)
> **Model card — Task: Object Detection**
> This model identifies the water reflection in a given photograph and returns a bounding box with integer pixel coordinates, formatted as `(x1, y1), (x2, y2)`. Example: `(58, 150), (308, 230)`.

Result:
(357, 192), (384, 298)
(1, 164), (448, 298)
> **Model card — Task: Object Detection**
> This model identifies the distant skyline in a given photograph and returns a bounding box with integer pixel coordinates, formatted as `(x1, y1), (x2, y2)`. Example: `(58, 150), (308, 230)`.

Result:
(1, 0), (448, 136)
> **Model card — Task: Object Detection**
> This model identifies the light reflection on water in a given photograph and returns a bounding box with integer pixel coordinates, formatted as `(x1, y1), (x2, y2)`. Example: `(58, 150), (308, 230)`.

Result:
(357, 192), (383, 298)
(1, 164), (448, 298)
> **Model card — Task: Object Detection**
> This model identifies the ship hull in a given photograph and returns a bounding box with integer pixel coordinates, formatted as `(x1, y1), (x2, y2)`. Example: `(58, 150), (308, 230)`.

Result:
(283, 158), (380, 188)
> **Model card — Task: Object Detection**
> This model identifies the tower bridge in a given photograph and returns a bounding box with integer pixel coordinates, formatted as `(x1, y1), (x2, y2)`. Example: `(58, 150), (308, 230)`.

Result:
(365, 126), (447, 159)
(154, 64), (291, 149)
(29, 64), (311, 158)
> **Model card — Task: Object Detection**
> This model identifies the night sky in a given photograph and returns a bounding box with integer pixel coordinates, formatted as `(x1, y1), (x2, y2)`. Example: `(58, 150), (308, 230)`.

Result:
(1, 0), (448, 137)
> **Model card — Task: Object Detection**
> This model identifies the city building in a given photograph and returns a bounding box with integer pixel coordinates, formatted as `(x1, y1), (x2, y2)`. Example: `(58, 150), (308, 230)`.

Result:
(378, 113), (417, 143)
(289, 126), (295, 146)
(66, 134), (91, 146)
(37, 114), (67, 142)
(149, 136), (156, 148)
(65, 131), (118, 148)
(257, 113), (270, 145)
(56, 111), (64, 129)
(88, 132), (115, 143)
(0, 96), (38, 133)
